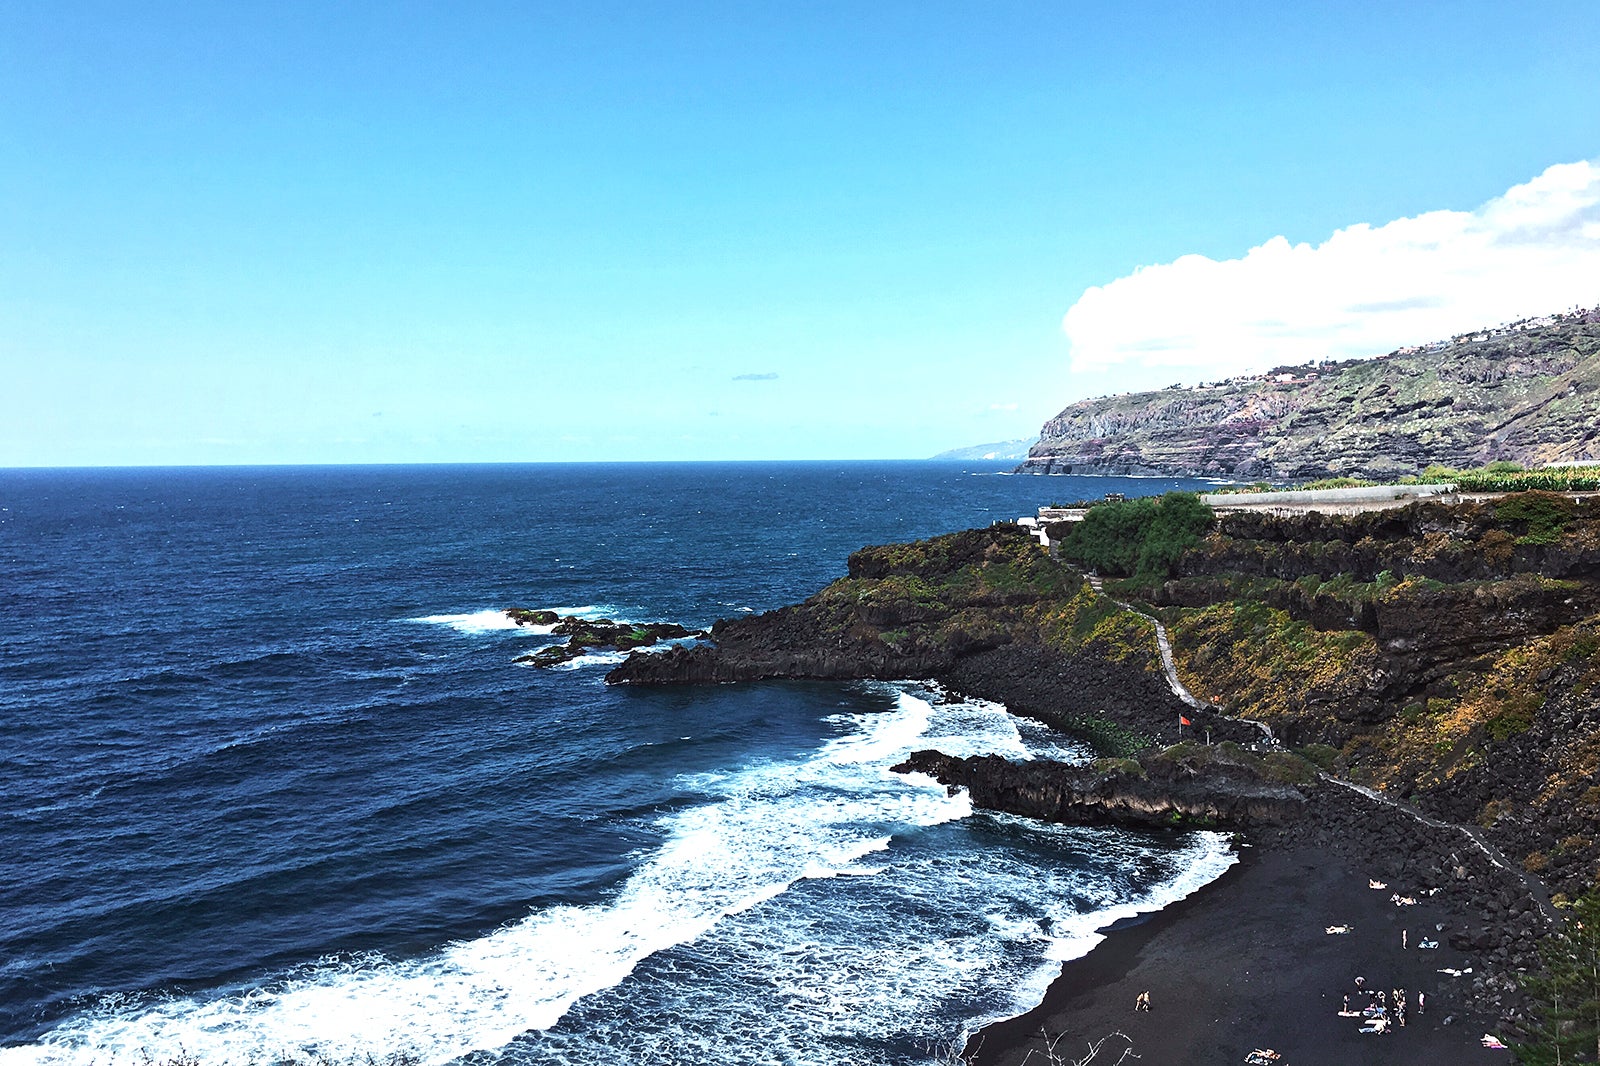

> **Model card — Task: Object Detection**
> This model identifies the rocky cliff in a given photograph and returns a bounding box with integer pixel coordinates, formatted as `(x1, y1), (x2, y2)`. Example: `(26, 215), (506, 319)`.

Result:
(895, 745), (1308, 830)
(608, 524), (1211, 754)
(1022, 312), (1600, 480)
(1141, 493), (1600, 902)
(611, 494), (1600, 903)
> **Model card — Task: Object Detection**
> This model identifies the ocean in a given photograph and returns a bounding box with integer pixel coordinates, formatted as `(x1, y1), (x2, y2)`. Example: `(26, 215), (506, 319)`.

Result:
(0, 461), (1234, 1066)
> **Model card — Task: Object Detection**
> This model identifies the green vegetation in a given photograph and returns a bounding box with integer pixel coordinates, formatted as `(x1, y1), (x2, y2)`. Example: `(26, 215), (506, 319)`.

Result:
(1167, 600), (1378, 732)
(1056, 493), (1214, 581)
(1091, 756), (1146, 777)
(1496, 493), (1577, 545)
(1416, 463), (1600, 493)
(1296, 476), (1376, 491)
(506, 608), (558, 625)
(1072, 716), (1150, 758)
(1211, 462), (1600, 495)
(1516, 886), (1600, 1064)
(1296, 743), (1341, 771)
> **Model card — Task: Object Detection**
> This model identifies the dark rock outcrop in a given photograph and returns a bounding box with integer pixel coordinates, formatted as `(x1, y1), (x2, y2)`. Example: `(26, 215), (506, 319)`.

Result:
(603, 603), (961, 682)
(894, 747), (1308, 830)
(609, 524), (1192, 751)
(516, 617), (701, 667)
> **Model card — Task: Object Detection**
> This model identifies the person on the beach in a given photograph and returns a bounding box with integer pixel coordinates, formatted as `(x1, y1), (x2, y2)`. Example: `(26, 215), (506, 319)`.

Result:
(1134, 990), (1151, 1012)
(1418, 991), (1425, 1014)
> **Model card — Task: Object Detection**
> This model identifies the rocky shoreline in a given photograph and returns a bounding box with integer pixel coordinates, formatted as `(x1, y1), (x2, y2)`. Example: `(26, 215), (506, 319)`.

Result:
(507, 609), (701, 667)
(890, 741), (1551, 1059)
(601, 515), (1573, 1056)
(893, 746), (1308, 831)
(970, 791), (1531, 1066)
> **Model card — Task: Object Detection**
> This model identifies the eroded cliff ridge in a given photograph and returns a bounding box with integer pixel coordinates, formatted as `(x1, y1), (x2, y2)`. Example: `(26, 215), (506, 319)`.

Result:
(1023, 312), (1600, 479)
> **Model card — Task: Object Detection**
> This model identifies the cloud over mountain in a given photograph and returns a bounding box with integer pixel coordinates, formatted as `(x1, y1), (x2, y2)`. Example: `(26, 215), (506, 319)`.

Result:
(1062, 160), (1600, 378)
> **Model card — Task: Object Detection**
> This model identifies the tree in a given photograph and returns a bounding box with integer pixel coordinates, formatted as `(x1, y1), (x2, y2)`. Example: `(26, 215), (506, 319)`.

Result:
(1057, 493), (1214, 582)
(1517, 889), (1600, 1064)
(1135, 492), (1216, 579)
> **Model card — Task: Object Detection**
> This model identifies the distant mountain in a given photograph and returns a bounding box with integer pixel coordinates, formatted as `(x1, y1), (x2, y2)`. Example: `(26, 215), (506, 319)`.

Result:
(930, 437), (1038, 462)
(1021, 310), (1600, 479)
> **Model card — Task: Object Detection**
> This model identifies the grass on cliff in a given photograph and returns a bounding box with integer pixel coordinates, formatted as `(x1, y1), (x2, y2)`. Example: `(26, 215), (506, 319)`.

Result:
(1166, 600), (1379, 734)
(1213, 463), (1600, 495)
(818, 526), (1170, 669)
(810, 526), (1171, 755)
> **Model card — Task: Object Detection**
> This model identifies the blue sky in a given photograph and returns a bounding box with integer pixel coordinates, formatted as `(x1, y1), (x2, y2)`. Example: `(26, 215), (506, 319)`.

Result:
(3, 2), (1597, 465)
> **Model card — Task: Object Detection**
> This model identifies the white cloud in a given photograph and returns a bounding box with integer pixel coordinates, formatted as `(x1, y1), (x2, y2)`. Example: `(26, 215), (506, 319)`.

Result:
(1062, 160), (1600, 378)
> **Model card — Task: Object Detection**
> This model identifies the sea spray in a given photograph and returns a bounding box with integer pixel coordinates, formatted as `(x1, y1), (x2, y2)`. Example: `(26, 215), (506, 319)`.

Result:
(5, 688), (1233, 1066)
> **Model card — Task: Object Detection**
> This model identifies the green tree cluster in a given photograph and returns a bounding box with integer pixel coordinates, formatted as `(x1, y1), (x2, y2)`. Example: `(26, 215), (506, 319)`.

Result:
(1056, 493), (1214, 581)
(1517, 889), (1600, 1064)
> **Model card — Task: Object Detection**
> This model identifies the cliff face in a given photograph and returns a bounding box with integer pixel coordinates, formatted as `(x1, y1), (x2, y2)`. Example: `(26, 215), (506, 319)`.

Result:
(609, 524), (1204, 753)
(611, 494), (1600, 901)
(1023, 314), (1600, 479)
(1147, 494), (1600, 900)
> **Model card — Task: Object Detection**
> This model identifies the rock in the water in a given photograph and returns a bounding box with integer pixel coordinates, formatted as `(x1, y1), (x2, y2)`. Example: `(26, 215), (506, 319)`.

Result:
(516, 617), (701, 667)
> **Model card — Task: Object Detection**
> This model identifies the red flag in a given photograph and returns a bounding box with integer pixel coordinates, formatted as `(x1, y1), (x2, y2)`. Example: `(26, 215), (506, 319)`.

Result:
(1180, 716), (1192, 726)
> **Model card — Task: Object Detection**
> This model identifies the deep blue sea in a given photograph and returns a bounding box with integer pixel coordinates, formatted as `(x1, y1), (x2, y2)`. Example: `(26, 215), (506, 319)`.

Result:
(0, 462), (1233, 1066)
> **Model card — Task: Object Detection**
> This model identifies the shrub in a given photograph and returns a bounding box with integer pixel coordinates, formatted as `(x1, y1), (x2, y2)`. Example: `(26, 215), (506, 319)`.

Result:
(1091, 756), (1147, 778)
(1495, 491), (1575, 545)
(1057, 493), (1214, 581)
(1297, 743), (1341, 770)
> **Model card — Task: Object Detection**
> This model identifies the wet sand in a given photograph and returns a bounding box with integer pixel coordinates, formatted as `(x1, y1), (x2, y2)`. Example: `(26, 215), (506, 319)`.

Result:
(970, 815), (1525, 1065)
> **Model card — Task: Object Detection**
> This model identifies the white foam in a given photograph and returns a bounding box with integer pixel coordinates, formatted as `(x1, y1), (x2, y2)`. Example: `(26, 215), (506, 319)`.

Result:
(8, 685), (1238, 1066)
(5, 689), (987, 1066)
(519, 793), (1237, 1065)
(545, 637), (699, 671)
(545, 649), (632, 671)
(409, 610), (527, 634)
(409, 605), (632, 636)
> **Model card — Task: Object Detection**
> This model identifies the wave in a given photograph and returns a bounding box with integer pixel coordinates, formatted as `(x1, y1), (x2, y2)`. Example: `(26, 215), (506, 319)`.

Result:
(4, 691), (989, 1064)
(4, 687), (1236, 1066)
(409, 605), (639, 636)
(539, 637), (698, 672)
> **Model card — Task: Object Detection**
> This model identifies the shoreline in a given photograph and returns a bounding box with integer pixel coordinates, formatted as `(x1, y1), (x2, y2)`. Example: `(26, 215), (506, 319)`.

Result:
(965, 781), (1544, 1065)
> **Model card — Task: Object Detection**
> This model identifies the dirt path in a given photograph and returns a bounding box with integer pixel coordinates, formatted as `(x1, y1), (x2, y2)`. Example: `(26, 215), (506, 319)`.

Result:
(1085, 573), (1278, 746)
(1082, 570), (1554, 921)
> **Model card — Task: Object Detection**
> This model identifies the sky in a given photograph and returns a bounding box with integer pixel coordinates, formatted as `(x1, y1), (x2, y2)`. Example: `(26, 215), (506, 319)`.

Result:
(2, 2), (1597, 466)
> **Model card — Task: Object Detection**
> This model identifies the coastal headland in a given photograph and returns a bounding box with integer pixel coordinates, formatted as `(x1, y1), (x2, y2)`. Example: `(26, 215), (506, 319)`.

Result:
(608, 491), (1600, 1061)
(1019, 310), (1600, 481)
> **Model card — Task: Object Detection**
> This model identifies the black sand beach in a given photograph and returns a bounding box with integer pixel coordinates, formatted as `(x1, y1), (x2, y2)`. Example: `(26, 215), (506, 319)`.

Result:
(970, 786), (1540, 1066)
